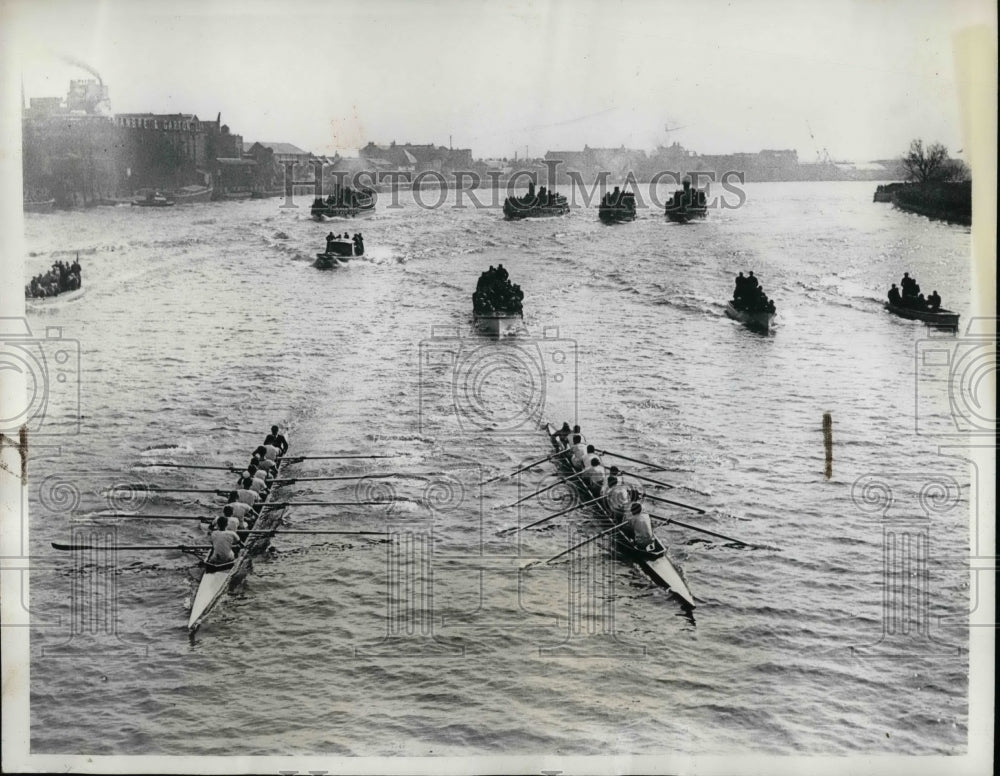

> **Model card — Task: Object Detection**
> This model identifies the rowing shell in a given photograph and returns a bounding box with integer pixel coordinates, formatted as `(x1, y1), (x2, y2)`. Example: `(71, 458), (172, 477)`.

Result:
(187, 454), (288, 632)
(545, 424), (695, 608)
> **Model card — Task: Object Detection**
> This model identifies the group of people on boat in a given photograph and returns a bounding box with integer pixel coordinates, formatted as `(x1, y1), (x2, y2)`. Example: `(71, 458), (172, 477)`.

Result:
(324, 231), (365, 256)
(205, 425), (289, 567)
(553, 422), (658, 553)
(887, 273), (942, 312)
(732, 271), (776, 314)
(503, 180), (568, 216)
(600, 186), (637, 210)
(313, 184), (370, 210)
(666, 179), (708, 211)
(473, 263), (524, 315)
(25, 257), (82, 299)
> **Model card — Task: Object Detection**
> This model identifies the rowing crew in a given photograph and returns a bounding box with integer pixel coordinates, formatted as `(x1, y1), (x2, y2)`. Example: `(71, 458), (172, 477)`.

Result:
(553, 422), (656, 552)
(205, 426), (289, 567)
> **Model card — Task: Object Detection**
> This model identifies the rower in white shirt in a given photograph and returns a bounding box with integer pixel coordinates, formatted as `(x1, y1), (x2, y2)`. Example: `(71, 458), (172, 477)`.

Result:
(206, 516), (242, 566)
(580, 457), (606, 496)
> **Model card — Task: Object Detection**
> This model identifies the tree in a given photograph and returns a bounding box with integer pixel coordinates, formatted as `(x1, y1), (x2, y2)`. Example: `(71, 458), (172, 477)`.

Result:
(902, 139), (950, 183)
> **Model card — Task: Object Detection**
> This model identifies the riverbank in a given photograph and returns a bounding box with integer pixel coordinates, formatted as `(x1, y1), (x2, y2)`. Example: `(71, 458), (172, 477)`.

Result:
(874, 181), (971, 226)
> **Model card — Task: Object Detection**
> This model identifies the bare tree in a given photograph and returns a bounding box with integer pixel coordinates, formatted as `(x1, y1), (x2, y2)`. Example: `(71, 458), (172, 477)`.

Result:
(902, 139), (950, 183)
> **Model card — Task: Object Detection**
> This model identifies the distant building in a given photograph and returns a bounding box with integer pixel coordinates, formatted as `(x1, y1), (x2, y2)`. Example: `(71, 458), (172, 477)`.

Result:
(360, 141), (472, 174)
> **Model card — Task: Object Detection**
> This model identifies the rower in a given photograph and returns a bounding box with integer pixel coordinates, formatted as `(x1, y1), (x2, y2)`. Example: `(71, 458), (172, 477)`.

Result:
(571, 424), (585, 444)
(206, 515), (242, 566)
(581, 457), (607, 496)
(603, 475), (630, 519)
(223, 493), (255, 525)
(259, 437), (281, 461)
(554, 422), (572, 446)
(242, 470), (268, 495)
(221, 504), (242, 531)
(269, 425), (289, 456)
(568, 436), (589, 470)
(252, 450), (278, 475)
(627, 502), (656, 553)
(233, 480), (260, 507)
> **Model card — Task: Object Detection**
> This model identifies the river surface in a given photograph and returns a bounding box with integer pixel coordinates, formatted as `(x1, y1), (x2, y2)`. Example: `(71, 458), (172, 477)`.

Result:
(22, 182), (975, 759)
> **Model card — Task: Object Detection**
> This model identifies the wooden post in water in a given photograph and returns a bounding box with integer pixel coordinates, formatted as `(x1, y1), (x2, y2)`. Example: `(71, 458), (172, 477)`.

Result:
(823, 412), (833, 479)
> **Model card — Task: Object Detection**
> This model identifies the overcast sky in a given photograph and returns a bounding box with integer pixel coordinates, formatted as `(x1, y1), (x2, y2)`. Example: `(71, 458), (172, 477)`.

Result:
(5, 0), (995, 161)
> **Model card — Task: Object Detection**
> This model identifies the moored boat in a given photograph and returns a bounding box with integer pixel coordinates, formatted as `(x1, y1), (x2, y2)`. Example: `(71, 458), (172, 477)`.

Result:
(544, 423), (695, 608)
(188, 454), (288, 632)
(665, 178), (708, 223)
(725, 301), (775, 332)
(503, 180), (569, 220)
(884, 301), (959, 328)
(598, 186), (637, 224)
(132, 190), (175, 207)
(170, 185), (213, 204)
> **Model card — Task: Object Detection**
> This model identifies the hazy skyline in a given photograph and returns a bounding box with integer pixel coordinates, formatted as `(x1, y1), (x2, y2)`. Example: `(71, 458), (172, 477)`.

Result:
(5, 0), (995, 162)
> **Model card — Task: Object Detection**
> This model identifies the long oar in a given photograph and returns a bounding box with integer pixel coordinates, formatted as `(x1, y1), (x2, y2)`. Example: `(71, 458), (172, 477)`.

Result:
(482, 451), (567, 485)
(107, 487), (231, 496)
(84, 513), (213, 522)
(645, 493), (707, 514)
(245, 529), (387, 536)
(285, 455), (397, 461)
(649, 513), (757, 547)
(528, 522), (626, 567)
(272, 473), (420, 484)
(52, 542), (210, 552)
(622, 471), (676, 490)
(597, 449), (668, 472)
(135, 463), (238, 471)
(262, 500), (398, 509)
(493, 471), (584, 510)
(497, 495), (604, 536)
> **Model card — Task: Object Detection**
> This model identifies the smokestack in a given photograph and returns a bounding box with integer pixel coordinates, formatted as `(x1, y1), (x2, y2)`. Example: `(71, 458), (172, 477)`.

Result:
(60, 54), (103, 85)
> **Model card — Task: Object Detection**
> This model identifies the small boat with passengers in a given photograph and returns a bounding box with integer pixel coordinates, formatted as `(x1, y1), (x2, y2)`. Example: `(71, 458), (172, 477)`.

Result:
(726, 271), (776, 332)
(885, 274), (958, 328)
(598, 186), (637, 224)
(503, 180), (569, 220)
(311, 182), (376, 219)
(665, 178), (708, 223)
(315, 231), (365, 269)
(473, 264), (524, 337)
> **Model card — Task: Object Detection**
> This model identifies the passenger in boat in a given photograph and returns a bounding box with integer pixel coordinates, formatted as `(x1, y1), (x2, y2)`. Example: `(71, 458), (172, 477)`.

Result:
(353, 233), (364, 256)
(269, 425), (289, 456)
(747, 271), (759, 290)
(581, 457), (607, 496)
(628, 502), (655, 552)
(916, 293), (928, 310)
(326, 232), (336, 253)
(928, 291), (941, 311)
(207, 516), (243, 565)
(887, 284), (902, 306)
(900, 273), (914, 296)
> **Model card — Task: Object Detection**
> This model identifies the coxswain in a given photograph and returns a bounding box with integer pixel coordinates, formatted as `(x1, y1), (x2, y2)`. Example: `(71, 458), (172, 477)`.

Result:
(887, 284), (902, 305)
(269, 425), (289, 456)
(581, 457), (606, 495)
(206, 515), (242, 566)
(627, 502), (656, 552)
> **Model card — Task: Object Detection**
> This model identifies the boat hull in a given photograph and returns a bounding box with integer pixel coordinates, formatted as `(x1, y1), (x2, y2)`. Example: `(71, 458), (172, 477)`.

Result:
(598, 208), (636, 224)
(544, 423), (695, 608)
(314, 253), (350, 269)
(725, 301), (774, 332)
(474, 312), (523, 337)
(504, 204), (569, 220)
(884, 301), (959, 328)
(665, 207), (707, 223)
